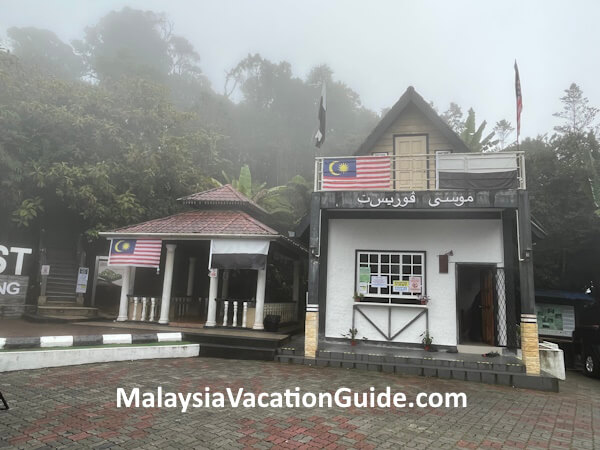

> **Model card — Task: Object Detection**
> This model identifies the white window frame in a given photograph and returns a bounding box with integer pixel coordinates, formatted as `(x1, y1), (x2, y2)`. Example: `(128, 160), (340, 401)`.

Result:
(355, 250), (425, 303)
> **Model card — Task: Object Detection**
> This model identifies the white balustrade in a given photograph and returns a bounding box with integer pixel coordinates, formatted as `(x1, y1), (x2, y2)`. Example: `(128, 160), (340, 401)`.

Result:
(242, 302), (248, 328)
(132, 297), (139, 321)
(222, 300), (229, 326)
(150, 297), (157, 322)
(140, 297), (148, 321)
(232, 301), (238, 327)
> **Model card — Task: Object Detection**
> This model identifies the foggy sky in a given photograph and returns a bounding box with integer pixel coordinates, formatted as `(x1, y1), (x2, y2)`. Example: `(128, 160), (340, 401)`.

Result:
(2, 0), (599, 139)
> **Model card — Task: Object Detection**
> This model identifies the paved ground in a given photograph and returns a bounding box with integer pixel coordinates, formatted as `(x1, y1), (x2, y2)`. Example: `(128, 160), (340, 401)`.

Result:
(1, 359), (598, 449)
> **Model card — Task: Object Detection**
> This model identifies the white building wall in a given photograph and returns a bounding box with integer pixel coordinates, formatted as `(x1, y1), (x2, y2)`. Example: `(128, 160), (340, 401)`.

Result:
(325, 218), (504, 346)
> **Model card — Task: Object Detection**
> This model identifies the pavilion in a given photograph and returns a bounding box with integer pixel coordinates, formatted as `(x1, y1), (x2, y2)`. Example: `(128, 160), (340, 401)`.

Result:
(99, 185), (307, 331)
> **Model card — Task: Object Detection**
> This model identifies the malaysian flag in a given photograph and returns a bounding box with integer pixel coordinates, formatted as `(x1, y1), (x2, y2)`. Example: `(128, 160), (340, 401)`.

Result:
(322, 156), (391, 190)
(514, 60), (523, 143)
(108, 239), (162, 268)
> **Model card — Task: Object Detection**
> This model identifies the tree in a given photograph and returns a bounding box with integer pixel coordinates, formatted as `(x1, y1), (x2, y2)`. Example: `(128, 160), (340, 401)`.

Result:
(7, 27), (84, 80)
(441, 102), (465, 134)
(0, 49), (219, 239)
(493, 120), (515, 151)
(460, 108), (498, 152)
(553, 83), (598, 134)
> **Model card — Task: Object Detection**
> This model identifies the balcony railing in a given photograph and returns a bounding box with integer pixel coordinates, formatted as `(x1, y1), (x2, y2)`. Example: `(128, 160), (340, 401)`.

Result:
(314, 151), (525, 192)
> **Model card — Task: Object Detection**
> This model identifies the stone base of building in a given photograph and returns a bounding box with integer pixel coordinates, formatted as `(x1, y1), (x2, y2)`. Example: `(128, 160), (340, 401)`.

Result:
(304, 310), (318, 358)
(521, 314), (541, 375)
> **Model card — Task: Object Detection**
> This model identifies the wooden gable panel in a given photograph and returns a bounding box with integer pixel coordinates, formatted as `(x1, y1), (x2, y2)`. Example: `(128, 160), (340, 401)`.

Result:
(368, 104), (455, 155)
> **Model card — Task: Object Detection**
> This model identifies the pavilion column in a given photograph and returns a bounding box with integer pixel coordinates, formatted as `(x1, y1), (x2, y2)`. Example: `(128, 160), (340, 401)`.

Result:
(116, 266), (132, 321)
(158, 244), (177, 325)
(205, 269), (219, 327)
(186, 257), (197, 297)
(253, 268), (267, 330)
(292, 260), (300, 303)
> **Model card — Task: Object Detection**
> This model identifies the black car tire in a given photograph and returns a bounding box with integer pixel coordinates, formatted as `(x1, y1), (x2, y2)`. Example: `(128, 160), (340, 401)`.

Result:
(582, 351), (600, 378)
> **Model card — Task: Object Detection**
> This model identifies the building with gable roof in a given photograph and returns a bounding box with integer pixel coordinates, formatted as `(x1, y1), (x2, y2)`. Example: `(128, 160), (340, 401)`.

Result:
(304, 86), (541, 375)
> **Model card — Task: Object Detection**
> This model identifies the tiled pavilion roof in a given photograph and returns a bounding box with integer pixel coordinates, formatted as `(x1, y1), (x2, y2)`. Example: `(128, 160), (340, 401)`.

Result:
(109, 210), (278, 237)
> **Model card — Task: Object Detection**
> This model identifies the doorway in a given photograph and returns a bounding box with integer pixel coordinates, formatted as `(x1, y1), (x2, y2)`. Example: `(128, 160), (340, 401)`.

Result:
(456, 264), (496, 345)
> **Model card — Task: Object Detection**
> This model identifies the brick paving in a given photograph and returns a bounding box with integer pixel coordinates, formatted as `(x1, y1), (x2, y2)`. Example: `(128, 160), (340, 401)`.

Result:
(0, 358), (598, 449)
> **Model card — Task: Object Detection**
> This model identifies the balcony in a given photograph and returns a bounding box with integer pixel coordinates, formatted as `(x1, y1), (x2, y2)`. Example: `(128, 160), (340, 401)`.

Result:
(314, 151), (525, 192)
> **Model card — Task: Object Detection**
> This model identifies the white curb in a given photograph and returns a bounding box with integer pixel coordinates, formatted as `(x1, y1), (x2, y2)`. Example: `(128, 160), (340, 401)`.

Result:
(102, 334), (132, 345)
(40, 335), (74, 348)
(157, 332), (182, 342)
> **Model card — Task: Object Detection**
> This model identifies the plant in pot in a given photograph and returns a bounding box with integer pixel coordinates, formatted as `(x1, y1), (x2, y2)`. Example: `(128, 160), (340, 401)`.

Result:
(342, 328), (360, 346)
(353, 291), (364, 302)
(421, 331), (433, 351)
(419, 295), (430, 305)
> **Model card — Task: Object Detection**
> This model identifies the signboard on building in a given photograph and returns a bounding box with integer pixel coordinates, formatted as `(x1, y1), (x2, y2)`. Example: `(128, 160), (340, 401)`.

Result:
(41, 265), (50, 276)
(0, 245), (32, 318)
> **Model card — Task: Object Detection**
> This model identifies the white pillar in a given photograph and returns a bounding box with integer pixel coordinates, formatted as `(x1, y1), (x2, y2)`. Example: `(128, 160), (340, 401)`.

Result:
(253, 268), (267, 330)
(205, 269), (219, 327)
(221, 269), (230, 298)
(186, 257), (196, 297)
(293, 261), (300, 303)
(158, 244), (177, 325)
(116, 266), (132, 321)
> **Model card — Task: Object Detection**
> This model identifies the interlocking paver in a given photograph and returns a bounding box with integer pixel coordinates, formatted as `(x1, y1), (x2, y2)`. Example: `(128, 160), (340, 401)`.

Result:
(0, 358), (598, 449)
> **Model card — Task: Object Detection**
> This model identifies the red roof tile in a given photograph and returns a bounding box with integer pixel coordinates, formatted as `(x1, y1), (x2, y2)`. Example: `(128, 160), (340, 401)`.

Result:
(178, 185), (267, 213)
(111, 210), (278, 236)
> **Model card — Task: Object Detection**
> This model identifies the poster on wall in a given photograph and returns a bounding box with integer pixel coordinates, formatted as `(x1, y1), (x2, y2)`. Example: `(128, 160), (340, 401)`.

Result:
(409, 276), (422, 293)
(370, 275), (387, 288)
(359, 267), (370, 283)
(393, 280), (409, 293)
(358, 283), (368, 295)
(91, 256), (127, 306)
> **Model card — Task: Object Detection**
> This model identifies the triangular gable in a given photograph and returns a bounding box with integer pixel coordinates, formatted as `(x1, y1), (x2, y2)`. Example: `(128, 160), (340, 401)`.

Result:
(355, 86), (470, 155)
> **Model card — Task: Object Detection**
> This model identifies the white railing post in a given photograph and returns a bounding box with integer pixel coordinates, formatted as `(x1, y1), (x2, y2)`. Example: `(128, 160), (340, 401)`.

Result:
(232, 301), (238, 327)
(149, 298), (156, 322)
(242, 301), (248, 328)
(141, 297), (147, 321)
(222, 300), (229, 326)
(132, 297), (139, 321)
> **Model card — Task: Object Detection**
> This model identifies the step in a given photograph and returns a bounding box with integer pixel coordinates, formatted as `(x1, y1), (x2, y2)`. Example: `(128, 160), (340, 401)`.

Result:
(197, 343), (276, 361)
(38, 305), (98, 318)
(275, 354), (557, 391)
(45, 296), (79, 303)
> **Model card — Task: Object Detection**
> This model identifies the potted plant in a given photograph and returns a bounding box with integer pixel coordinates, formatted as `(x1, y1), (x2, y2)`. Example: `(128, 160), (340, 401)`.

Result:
(419, 295), (430, 305)
(342, 328), (360, 346)
(353, 291), (364, 302)
(421, 331), (433, 351)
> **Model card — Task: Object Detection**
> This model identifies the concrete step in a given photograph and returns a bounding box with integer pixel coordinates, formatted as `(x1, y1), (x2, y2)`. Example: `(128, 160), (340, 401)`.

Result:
(38, 305), (98, 319)
(45, 296), (79, 303)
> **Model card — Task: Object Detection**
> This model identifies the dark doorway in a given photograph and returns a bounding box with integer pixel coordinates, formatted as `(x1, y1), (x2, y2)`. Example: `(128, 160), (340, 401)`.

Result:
(457, 264), (496, 345)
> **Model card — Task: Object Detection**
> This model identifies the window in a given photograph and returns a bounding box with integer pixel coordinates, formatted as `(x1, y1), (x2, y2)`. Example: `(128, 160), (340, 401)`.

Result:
(356, 250), (425, 304)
